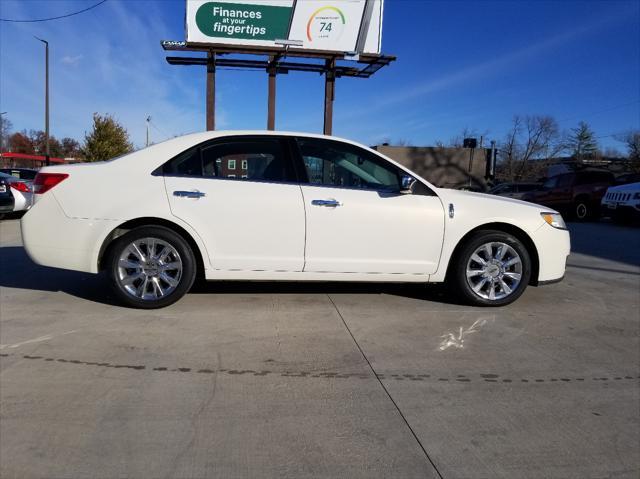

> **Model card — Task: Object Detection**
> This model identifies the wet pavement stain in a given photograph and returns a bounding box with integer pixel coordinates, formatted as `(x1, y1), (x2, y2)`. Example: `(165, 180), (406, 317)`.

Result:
(2, 353), (638, 386)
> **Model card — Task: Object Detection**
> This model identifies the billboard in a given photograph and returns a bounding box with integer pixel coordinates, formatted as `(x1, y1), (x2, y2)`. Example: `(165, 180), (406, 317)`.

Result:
(186, 0), (383, 54)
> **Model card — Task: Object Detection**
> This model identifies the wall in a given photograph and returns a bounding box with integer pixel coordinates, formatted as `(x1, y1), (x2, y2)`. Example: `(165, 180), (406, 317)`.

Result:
(373, 145), (491, 190)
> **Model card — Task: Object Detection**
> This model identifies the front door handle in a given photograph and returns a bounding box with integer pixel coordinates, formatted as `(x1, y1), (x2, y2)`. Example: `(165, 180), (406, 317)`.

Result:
(173, 190), (205, 199)
(312, 199), (342, 207)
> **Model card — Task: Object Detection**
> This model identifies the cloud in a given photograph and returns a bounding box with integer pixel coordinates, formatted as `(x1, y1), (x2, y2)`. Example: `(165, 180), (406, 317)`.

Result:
(61, 55), (83, 66)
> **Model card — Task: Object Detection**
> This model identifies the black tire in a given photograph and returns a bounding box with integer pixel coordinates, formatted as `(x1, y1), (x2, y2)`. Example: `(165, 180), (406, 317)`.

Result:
(573, 199), (591, 221)
(449, 230), (532, 307)
(106, 226), (197, 309)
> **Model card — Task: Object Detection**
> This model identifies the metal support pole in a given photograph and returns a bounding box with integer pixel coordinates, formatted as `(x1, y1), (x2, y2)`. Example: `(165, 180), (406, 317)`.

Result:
(35, 37), (50, 165)
(323, 58), (336, 136)
(267, 56), (277, 131)
(45, 40), (49, 165)
(206, 51), (216, 131)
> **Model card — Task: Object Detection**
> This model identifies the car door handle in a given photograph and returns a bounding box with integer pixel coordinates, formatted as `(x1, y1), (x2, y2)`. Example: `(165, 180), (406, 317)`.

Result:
(173, 190), (205, 199)
(311, 199), (342, 207)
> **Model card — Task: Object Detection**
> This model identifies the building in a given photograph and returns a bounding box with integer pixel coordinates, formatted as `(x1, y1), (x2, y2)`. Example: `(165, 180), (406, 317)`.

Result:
(372, 145), (494, 190)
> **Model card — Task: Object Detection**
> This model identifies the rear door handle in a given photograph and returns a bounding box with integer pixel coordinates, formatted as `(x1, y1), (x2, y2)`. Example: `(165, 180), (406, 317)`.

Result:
(173, 190), (205, 199)
(312, 199), (342, 207)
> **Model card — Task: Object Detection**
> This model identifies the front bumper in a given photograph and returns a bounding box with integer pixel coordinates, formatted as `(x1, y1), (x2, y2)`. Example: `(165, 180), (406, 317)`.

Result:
(531, 222), (571, 283)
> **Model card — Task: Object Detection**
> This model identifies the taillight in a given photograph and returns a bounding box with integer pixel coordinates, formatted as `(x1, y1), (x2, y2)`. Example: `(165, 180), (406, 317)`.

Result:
(10, 182), (31, 193)
(33, 173), (69, 194)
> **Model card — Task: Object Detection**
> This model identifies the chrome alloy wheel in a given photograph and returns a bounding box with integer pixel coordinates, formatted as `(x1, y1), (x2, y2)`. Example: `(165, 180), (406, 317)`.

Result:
(116, 237), (183, 300)
(465, 242), (523, 301)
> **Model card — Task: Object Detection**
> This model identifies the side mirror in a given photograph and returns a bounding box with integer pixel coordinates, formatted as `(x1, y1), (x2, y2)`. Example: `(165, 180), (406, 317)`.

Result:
(400, 175), (416, 194)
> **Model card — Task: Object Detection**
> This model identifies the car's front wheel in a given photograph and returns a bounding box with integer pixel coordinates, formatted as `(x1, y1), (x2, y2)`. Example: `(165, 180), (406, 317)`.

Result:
(451, 230), (532, 306)
(106, 226), (197, 309)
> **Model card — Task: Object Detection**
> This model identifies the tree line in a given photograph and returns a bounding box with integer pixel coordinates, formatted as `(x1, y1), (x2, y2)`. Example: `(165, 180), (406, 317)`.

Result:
(0, 113), (133, 162)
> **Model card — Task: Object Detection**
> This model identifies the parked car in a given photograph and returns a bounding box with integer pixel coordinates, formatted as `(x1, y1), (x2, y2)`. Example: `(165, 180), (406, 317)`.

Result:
(0, 175), (15, 216)
(21, 131), (570, 309)
(601, 182), (640, 223)
(489, 182), (541, 200)
(0, 172), (33, 216)
(0, 168), (38, 181)
(521, 170), (615, 220)
(614, 173), (640, 186)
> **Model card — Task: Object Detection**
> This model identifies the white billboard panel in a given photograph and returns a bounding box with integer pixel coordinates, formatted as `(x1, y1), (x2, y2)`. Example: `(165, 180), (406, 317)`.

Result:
(186, 0), (383, 54)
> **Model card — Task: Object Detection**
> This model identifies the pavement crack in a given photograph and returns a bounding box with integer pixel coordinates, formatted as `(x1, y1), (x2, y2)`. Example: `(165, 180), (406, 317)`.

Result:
(326, 294), (444, 479)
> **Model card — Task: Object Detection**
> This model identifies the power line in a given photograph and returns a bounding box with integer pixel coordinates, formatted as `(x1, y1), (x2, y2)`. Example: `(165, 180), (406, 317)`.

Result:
(557, 100), (640, 124)
(0, 0), (108, 23)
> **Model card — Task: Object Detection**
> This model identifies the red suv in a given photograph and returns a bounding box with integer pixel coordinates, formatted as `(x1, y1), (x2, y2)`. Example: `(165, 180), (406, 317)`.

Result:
(522, 170), (615, 220)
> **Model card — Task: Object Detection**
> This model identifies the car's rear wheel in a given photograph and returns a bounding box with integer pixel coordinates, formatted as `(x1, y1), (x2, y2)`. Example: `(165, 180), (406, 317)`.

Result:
(451, 230), (531, 306)
(106, 226), (196, 309)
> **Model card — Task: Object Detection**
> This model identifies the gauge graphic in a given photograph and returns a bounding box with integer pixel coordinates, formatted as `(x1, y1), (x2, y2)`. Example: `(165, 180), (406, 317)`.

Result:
(306, 6), (346, 43)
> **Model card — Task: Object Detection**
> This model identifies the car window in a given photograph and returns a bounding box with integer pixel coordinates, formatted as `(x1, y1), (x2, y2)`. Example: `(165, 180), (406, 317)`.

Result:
(201, 139), (291, 182)
(297, 138), (401, 191)
(18, 170), (38, 180)
(162, 137), (294, 183)
(556, 174), (573, 188)
(518, 184), (538, 192)
(163, 147), (202, 177)
(542, 177), (558, 189)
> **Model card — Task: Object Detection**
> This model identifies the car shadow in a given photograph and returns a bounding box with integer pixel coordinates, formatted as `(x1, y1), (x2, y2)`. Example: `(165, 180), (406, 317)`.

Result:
(0, 246), (461, 307)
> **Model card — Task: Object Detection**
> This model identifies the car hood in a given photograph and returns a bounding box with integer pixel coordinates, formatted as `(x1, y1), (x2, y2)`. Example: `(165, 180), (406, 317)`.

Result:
(607, 182), (640, 193)
(438, 188), (555, 212)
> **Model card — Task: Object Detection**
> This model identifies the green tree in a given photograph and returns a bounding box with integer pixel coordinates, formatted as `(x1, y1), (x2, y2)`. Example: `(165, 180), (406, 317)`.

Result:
(82, 113), (133, 162)
(568, 121), (598, 159)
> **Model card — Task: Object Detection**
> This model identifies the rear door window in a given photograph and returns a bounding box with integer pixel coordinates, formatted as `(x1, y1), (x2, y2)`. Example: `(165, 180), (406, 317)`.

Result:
(161, 137), (296, 183)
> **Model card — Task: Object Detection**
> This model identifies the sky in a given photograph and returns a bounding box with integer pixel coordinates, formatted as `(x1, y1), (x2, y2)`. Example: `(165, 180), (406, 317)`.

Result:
(1, 0), (639, 152)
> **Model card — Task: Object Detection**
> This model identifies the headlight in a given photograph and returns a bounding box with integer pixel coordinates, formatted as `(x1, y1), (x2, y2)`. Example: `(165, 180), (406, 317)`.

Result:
(541, 212), (567, 230)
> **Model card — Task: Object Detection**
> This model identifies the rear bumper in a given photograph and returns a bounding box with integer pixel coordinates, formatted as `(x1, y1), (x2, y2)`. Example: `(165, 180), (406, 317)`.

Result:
(21, 193), (118, 273)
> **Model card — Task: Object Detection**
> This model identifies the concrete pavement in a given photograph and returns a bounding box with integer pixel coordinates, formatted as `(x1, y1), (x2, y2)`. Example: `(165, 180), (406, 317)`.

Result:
(1, 218), (638, 478)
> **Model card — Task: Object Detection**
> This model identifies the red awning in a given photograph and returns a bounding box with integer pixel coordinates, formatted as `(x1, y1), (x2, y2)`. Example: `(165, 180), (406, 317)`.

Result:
(0, 152), (66, 164)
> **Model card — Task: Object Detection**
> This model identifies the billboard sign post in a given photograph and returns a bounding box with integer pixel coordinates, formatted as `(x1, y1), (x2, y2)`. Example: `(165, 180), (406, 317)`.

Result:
(167, 0), (393, 134)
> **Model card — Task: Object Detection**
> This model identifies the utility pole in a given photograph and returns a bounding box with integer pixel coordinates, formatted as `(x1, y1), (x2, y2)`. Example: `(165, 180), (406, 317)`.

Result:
(35, 37), (50, 166)
(0, 112), (7, 153)
(146, 116), (151, 147)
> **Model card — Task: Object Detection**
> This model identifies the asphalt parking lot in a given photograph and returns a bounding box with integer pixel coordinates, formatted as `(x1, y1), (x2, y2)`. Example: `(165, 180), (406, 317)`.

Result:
(1, 218), (638, 479)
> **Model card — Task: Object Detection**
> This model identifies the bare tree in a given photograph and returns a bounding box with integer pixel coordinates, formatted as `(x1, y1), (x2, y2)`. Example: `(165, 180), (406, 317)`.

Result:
(0, 115), (12, 151)
(498, 115), (564, 181)
(615, 130), (640, 172)
(616, 130), (640, 160)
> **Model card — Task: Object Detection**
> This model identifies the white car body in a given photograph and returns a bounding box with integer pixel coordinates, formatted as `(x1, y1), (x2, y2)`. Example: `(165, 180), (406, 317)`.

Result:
(21, 131), (569, 300)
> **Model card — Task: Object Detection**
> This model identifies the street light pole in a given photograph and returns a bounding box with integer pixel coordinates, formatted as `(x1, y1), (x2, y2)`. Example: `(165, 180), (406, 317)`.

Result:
(35, 37), (50, 166)
(0, 112), (7, 154)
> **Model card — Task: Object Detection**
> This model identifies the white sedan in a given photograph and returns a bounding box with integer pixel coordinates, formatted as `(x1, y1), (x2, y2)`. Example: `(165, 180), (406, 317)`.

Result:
(21, 131), (570, 309)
